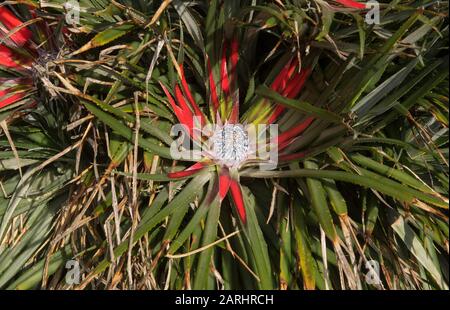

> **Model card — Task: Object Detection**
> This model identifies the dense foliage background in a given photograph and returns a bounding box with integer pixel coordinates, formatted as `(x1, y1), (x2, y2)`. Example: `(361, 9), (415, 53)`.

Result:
(0, 0), (448, 290)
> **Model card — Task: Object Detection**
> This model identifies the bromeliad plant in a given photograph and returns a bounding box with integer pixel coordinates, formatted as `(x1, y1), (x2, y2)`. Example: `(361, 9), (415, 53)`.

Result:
(0, 0), (448, 290)
(0, 5), (36, 110)
(0, 4), (68, 114)
(161, 40), (313, 224)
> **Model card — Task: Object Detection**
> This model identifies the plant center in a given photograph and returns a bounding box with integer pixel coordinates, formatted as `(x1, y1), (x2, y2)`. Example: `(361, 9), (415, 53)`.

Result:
(211, 124), (249, 167)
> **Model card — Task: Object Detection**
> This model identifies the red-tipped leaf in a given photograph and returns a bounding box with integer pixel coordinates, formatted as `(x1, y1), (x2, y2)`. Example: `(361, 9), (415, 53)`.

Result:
(168, 162), (206, 179)
(0, 45), (26, 68)
(220, 41), (230, 97)
(334, 0), (366, 9)
(279, 151), (307, 162)
(267, 105), (285, 124)
(179, 64), (206, 124)
(207, 58), (220, 112)
(229, 101), (239, 124)
(174, 85), (192, 116)
(229, 179), (246, 224)
(160, 82), (194, 136)
(219, 171), (231, 200)
(277, 116), (314, 149)
(267, 67), (311, 124)
(0, 7), (32, 46)
(283, 67), (311, 98)
(0, 90), (25, 109)
(271, 58), (293, 92)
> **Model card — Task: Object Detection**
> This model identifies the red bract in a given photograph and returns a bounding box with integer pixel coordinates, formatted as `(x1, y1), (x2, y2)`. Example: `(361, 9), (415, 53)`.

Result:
(267, 62), (311, 124)
(159, 65), (210, 139)
(207, 58), (220, 112)
(277, 116), (314, 150)
(230, 39), (239, 84)
(219, 168), (245, 224)
(219, 171), (232, 200)
(0, 6), (34, 70)
(0, 89), (25, 109)
(0, 6), (36, 109)
(179, 64), (206, 125)
(229, 179), (246, 224)
(167, 162), (208, 179)
(160, 82), (195, 138)
(334, 0), (367, 9)
(220, 41), (231, 98)
(0, 6), (32, 46)
(0, 45), (22, 68)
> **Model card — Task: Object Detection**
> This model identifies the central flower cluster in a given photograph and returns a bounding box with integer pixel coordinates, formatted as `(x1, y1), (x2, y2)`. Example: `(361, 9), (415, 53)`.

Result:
(211, 124), (249, 167)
